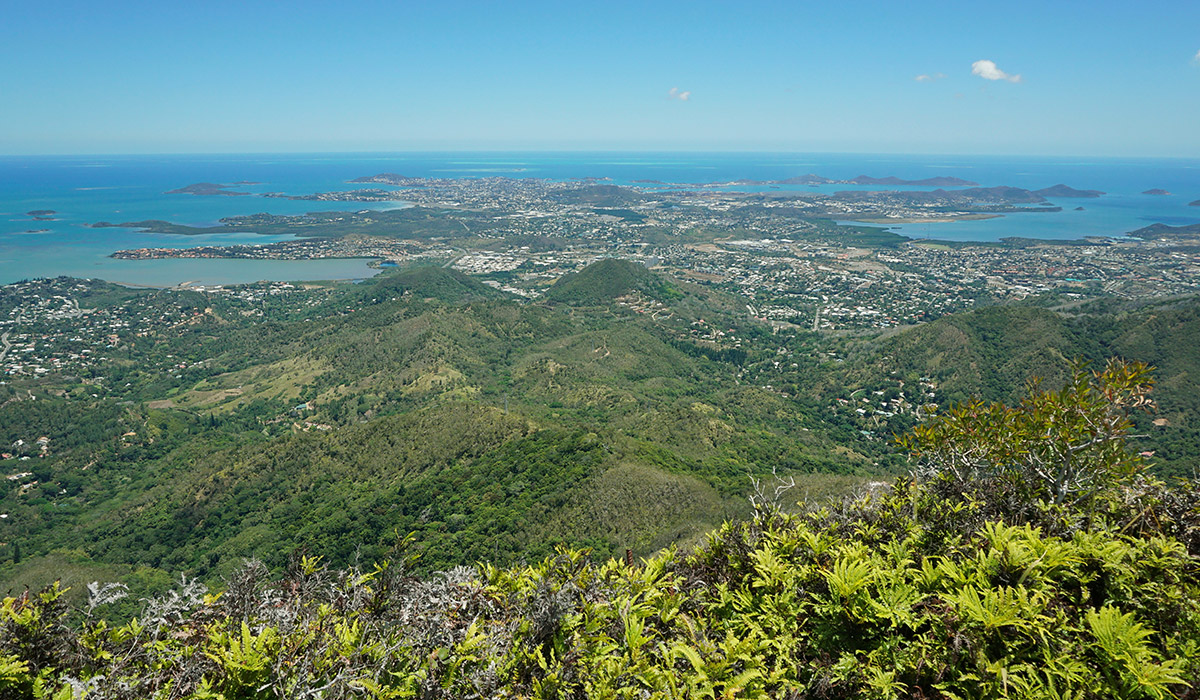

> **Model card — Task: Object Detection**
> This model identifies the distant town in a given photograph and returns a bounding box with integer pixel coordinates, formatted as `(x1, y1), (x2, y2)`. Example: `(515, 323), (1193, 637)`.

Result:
(100, 173), (1200, 331)
(6, 173), (1200, 393)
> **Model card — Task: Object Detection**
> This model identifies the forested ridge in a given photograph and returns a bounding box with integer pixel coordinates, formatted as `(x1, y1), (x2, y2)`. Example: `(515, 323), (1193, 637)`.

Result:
(3, 359), (1198, 698)
(1, 264), (876, 598)
(2, 264), (1200, 697)
(4, 266), (1200, 592)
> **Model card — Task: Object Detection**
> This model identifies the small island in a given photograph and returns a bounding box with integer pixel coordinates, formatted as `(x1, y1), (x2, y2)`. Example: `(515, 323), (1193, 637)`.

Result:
(1190, 199), (1200, 207)
(26, 209), (57, 217)
(1032, 184), (1105, 198)
(165, 182), (252, 196)
(1142, 189), (1172, 196)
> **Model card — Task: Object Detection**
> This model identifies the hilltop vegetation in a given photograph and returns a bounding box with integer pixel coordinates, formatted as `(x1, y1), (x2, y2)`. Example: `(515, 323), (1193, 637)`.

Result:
(844, 298), (1200, 476)
(547, 184), (649, 206)
(543, 258), (679, 306)
(4, 361), (1197, 699)
(361, 266), (503, 303)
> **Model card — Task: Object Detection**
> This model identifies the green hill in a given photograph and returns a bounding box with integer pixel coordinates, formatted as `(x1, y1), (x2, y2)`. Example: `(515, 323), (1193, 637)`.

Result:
(362, 265), (505, 304)
(76, 404), (720, 575)
(543, 257), (679, 305)
(844, 297), (1200, 476)
(884, 305), (1085, 402)
(6, 266), (1200, 608)
(547, 183), (648, 206)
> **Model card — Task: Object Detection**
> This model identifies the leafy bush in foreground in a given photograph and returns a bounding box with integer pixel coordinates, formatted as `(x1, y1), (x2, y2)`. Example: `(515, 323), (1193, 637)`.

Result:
(2, 360), (1198, 699)
(4, 495), (1197, 699)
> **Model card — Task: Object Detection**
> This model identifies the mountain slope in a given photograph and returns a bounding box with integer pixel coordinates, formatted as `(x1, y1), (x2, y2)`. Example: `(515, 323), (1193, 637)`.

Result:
(0, 263), (874, 590)
(850, 297), (1200, 475)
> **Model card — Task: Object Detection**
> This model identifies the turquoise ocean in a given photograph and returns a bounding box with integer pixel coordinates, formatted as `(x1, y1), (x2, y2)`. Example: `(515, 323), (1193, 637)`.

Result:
(2, 152), (1198, 286)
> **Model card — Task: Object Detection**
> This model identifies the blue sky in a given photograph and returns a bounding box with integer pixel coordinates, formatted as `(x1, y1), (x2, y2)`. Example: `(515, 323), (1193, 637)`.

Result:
(2, 0), (1198, 155)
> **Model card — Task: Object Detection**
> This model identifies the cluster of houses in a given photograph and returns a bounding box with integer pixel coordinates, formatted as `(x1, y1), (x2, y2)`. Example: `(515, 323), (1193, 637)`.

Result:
(3, 435), (49, 459)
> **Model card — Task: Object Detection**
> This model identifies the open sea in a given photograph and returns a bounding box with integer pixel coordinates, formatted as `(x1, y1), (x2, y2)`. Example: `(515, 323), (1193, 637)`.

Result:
(2, 152), (1199, 286)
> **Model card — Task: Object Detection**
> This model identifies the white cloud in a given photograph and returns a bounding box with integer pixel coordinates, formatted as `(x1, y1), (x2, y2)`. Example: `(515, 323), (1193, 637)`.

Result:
(1193, 49), (1200, 64)
(914, 73), (947, 82)
(971, 59), (1022, 83)
(667, 87), (691, 101)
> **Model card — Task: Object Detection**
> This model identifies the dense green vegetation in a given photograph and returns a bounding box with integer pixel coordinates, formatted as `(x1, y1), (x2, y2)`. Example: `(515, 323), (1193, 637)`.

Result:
(543, 258), (680, 306)
(4, 361), (1197, 698)
(0, 266), (879, 595)
(849, 298), (1200, 476)
(5, 264), (1200, 649)
(548, 184), (649, 206)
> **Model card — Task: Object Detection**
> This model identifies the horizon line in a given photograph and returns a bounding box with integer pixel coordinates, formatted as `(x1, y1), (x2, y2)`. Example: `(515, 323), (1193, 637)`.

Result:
(2, 148), (1199, 160)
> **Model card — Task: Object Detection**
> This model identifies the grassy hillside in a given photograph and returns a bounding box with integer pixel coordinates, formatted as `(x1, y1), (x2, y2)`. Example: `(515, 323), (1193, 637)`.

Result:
(359, 265), (505, 303)
(884, 305), (1086, 402)
(0, 264), (878, 595)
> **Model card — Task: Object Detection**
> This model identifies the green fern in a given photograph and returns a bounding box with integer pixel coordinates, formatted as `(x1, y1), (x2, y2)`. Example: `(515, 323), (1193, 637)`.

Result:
(1086, 606), (1188, 699)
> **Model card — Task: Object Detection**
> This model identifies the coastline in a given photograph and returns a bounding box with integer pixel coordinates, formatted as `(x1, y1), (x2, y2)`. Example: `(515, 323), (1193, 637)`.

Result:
(846, 213), (1003, 225)
(4, 152), (1200, 287)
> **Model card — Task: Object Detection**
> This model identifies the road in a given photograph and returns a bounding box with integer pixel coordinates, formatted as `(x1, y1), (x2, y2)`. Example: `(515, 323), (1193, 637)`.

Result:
(442, 247), (467, 268)
(1, 312), (26, 365)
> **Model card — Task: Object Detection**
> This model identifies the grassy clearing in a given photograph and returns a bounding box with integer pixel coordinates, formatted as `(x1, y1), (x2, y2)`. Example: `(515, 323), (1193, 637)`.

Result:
(174, 355), (331, 412)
